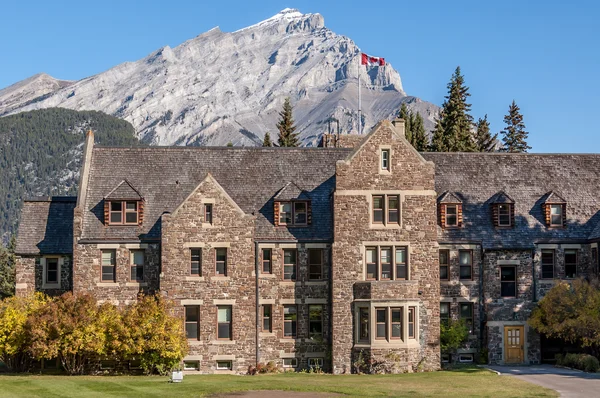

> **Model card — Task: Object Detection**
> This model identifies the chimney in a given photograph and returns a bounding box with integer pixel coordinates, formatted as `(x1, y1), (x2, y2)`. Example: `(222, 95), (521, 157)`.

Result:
(391, 117), (406, 138)
(76, 130), (95, 209)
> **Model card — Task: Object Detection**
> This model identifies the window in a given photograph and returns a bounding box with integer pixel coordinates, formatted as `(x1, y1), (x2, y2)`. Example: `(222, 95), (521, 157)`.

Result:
(283, 249), (296, 281)
(108, 201), (139, 225)
(440, 303), (450, 326)
(101, 250), (116, 282)
(372, 195), (400, 225)
(439, 250), (449, 280)
(130, 250), (144, 282)
(283, 305), (297, 338)
(261, 248), (272, 274)
(282, 358), (298, 368)
(46, 258), (59, 284)
(185, 305), (200, 340)
(217, 306), (232, 340)
(190, 249), (201, 276)
(309, 305), (323, 339)
(216, 361), (232, 370)
(308, 249), (323, 280)
(500, 266), (517, 298)
(381, 149), (390, 171)
(445, 204), (458, 227)
(279, 201), (309, 226)
(215, 248), (227, 276)
(204, 203), (213, 224)
(564, 249), (577, 279)
(261, 305), (272, 333)
(498, 204), (512, 227)
(459, 250), (472, 280)
(460, 303), (473, 334)
(183, 361), (199, 371)
(375, 308), (387, 340)
(391, 308), (402, 340)
(359, 307), (369, 342)
(458, 354), (474, 363)
(365, 246), (409, 281)
(408, 307), (416, 339)
(308, 358), (324, 369)
(550, 204), (563, 227)
(541, 250), (554, 279)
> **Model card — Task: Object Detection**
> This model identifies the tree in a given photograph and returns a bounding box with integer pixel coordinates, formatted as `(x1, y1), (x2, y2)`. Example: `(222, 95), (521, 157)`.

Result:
(440, 319), (469, 355)
(0, 293), (47, 372)
(0, 236), (16, 298)
(474, 115), (498, 152)
(529, 279), (600, 357)
(437, 66), (476, 151)
(398, 103), (412, 143)
(500, 100), (531, 153)
(262, 132), (273, 147)
(277, 97), (299, 147)
(429, 115), (448, 152)
(411, 112), (429, 151)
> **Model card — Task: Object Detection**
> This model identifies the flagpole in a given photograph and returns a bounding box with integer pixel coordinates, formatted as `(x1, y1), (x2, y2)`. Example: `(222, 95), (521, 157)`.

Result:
(358, 56), (361, 135)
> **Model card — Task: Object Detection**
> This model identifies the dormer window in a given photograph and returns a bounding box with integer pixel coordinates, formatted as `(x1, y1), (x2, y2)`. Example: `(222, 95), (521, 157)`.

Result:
(109, 200), (139, 225)
(498, 204), (511, 226)
(438, 192), (463, 228)
(445, 205), (458, 227)
(273, 182), (312, 227)
(550, 204), (562, 227)
(542, 191), (566, 228)
(381, 149), (390, 171)
(278, 201), (308, 226)
(490, 191), (515, 228)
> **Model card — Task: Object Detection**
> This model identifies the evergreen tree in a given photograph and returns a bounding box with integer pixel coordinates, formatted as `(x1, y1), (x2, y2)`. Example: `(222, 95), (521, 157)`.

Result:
(398, 103), (412, 143)
(438, 66), (475, 151)
(277, 97), (299, 147)
(429, 115), (447, 152)
(500, 100), (531, 153)
(474, 115), (498, 152)
(262, 132), (273, 147)
(0, 236), (16, 298)
(412, 112), (429, 151)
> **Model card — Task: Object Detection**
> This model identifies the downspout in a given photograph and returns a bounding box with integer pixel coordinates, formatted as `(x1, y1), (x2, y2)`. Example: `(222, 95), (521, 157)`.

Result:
(255, 240), (260, 368)
(532, 249), (537, 302)
(479, 247), (485, 346)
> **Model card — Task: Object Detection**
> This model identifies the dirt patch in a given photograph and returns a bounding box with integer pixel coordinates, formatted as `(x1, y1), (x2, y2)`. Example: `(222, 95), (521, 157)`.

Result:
(210, 391), (342, 398)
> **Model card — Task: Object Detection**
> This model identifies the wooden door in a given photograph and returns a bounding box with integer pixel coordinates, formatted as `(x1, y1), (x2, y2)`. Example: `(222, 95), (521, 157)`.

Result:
(504, 326), (524, 363)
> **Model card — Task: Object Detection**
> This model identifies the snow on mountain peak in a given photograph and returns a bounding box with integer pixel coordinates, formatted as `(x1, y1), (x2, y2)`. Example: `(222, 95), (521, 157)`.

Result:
(234, 8), (322, 33)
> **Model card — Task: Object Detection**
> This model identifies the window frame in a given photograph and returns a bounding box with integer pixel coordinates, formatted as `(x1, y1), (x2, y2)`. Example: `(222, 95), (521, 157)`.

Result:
(217, 305), (232, 341)
(459, 303), (474, 335)
(282, 358), (298, 368)
(564, 249), (578, 279)
(283, 305), (297, 339)
(278, 201), (309, 226)
(549, 204), (563, 227)
(308, 304), (324, 340)
(440, 302), (450, 326)
(380, 149), (390, 171)
(283, 249), (297, 281)
(108, 200), (139, 225)
(204, 203), (213, 225)
(261, 304), (272, 333)
(216, 360), (232, 370)
(500, 266), (517, 298)
(439, 250), (449, 281)
(358, 307), (369, 342)
(364, 245), (409, 281)
(308, 248), (324, 280)
(45, 257), (59, 285)
(390, 307), (403, 340)
(261, 248), (272, 274)
(541, 249), (555, 279)
(458, 250), (473, 280)
(101, 249), (116, 282)
(129, 249), (144, 282)
(185, 305), (200, 341)
(497, 204), (512, 227)
(445, 204), (459, 227)
(375, 308), (387, 340)
(308, 357), (324, 369)
(215, 248), (228, 276)
(408, 306), (416, 339)
(371, 194), (400, 226)
(190, 248), (202, 276)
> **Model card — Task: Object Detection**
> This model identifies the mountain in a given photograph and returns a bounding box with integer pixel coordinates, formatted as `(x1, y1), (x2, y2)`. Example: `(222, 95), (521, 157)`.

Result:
(0, 108), (140, 243)
(2, 9), (439, 146)
(0, 73), (73, 116)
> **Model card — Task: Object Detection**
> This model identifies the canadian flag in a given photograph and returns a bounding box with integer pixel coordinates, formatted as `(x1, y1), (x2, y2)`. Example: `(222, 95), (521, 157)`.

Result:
(361, 53), (385, 66)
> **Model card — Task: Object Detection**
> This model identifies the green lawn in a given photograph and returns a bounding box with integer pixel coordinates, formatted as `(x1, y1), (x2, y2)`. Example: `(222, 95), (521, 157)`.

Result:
(0, 367), (557, 397)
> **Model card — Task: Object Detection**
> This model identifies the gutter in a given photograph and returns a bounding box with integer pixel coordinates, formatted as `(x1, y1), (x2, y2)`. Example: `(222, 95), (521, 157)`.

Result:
(479, 247), (485, 345)
(255, 240), (260, 368)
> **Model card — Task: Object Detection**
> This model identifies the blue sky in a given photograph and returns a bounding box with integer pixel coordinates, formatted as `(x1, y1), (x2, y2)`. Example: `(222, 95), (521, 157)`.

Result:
(1, 0), (599, 152)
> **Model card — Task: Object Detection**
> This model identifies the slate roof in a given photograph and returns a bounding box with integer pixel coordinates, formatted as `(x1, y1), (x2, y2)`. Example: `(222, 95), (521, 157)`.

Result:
(490, 191), (515, 204)
(274, 181), (311, 201)
(81, 147), (353, 242)
(15, 197), (76, 255)
(438, 191), (462, 204)
(421, 153), (600, 249)
(104, 180), (143, 200)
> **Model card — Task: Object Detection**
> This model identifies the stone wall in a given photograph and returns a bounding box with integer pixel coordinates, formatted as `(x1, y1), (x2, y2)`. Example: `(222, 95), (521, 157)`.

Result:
(16, 255), (72, 297)
(332, 121), (440, 374)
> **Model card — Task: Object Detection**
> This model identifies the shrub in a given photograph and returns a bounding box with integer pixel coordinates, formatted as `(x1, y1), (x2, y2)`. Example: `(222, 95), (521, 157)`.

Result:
(582, 355), (600, 373)
(555, 353), (599, 372)
(440, 319), (469, 354)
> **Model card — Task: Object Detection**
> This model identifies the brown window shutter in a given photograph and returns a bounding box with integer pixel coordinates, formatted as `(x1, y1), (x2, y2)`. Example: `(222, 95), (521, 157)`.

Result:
(510, 204), (515, 226)
(274, 201), (280, 226)
(562, 203), (567, 227)
(307, 201), (312, 225)
(138, 200), (144, 226)
(457, 204), (463, 227)
(439, 204), (446, 228)
(104, 200), (110, 225)
(492, 204), (499, 226)
(543, 203), (550, 226)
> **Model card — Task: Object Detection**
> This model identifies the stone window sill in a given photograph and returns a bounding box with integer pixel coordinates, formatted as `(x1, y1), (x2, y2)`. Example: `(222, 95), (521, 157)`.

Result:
(211, 276), (230, 281)
(279, 338), (297, 343)
(259, 274), (277, 279)
(188, 340), (204, 346)
(42, 284), (61, 289)
(96, 282), (119, 287)
(369, 224), (402, 230)
(280, 281), (297, 286)
(211, 340), (236, 345)
(126, 282), (148, 287)
(355, 340), (420, 349)
(460, 281), (478, 286)
(305, 281), (328, 286)
(185, 276), (205, 282)
(259, 332), (277, 337)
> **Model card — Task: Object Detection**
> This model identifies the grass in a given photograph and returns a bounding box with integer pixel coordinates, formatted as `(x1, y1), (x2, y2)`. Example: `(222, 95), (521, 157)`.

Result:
(0, 367), (557, 397)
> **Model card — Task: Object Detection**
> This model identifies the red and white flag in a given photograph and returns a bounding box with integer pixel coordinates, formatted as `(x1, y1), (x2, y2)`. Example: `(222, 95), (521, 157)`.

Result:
(361, 53), (385, 66)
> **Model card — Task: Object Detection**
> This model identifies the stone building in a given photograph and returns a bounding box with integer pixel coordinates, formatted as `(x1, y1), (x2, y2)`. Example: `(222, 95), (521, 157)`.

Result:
(14, 119), (600, 372)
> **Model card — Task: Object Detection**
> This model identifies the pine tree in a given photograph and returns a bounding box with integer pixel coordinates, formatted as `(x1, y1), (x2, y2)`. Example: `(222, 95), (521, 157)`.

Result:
(262, 132), (273, 147)
(412, 112), (429, 151)
(277, 97), (299, 147)
(474, 115), (498, 152)
(438, 66), (475, 151)
(0, 236), (16, 298)
(500, 100), (531, 153)
(398, 103), (412, 143)
(429, 114), (447, 152)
